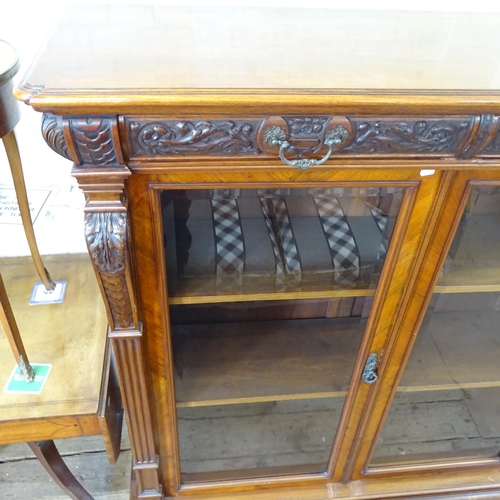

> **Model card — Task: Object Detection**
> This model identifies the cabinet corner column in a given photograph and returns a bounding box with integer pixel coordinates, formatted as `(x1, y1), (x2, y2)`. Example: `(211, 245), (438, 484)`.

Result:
(43, 113), (164, 499)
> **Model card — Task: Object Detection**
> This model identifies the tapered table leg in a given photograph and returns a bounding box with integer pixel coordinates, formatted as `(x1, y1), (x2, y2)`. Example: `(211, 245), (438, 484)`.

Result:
(0, 272), (35, 381)
(2, 130), (55, 291)
(27, 440), (94, 500)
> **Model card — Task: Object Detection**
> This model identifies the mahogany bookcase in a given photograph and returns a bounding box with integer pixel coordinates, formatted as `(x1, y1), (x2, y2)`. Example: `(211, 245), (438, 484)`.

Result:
(15, 6), (500, 499)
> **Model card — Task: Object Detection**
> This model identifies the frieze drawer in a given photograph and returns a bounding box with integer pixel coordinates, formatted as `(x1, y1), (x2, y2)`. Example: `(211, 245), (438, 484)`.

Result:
(122, 115), (500, 163)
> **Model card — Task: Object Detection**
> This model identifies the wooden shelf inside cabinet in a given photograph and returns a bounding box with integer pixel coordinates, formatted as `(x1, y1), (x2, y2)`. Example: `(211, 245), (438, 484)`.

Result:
(162, 185), (395, 306)
(435, 213), (500, 294)
(435, 270), (500, 294)
(372, 307), (500, 468)
(0, 254), (122, 461)
(167, 281), (377, 305)
(172, 317), (364, 408)
(172, 308), (500, 410)
(398, 309), (500, 393)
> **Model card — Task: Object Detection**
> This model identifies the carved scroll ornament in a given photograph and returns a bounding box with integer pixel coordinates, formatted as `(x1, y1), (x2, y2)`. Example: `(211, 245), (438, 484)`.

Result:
(480, 115), (500, 155)
(342, 118), (472, 154)
(41, 114), (72, 160)
(483, 133), (500, 154)
(130, 119), (261, 155)
(84, 211), (134, 329)
(44, 113), (500, 163)
(127, 116), (484, 159)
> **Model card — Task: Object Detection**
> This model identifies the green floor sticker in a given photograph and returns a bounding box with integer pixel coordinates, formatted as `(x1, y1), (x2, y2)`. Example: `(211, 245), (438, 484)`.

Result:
(4, 363), (52, 394)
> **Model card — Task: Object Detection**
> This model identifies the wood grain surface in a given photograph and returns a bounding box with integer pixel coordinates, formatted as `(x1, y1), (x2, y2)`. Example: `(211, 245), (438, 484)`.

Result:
(172, 317), (364, 407)
(14, 6), (500, 497)
(0, 254), (108, 442)
(348, 172), (500, 481)
(15, 6), (500, 114)
(18, 7), (500, 91)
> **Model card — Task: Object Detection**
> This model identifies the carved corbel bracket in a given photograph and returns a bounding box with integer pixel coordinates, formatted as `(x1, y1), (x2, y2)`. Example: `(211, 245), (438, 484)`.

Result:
(62, 115), (136, 330)
(44, 112), (138, 326)
(42, 113), (124, 166)
(84, 210), (137, 330)
(71, 163), (136, 330)
(41, 114), (73, 161)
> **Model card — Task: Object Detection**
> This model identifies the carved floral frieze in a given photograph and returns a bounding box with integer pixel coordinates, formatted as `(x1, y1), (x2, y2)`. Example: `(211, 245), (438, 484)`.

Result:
(42, 113), (500, 162)
(130, 119), (261, 156)
(341, 118), (473, 154)
(126, 116), (490, 159)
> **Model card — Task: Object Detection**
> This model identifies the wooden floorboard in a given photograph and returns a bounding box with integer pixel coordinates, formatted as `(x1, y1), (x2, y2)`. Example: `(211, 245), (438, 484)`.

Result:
(0, 426), (131, 499)
(0, 450), (131, 499)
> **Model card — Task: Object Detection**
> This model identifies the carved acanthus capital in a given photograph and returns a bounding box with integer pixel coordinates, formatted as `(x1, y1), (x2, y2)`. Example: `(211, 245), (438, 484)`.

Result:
(85, 212), (126, 274)
(84, 211), (135, 329)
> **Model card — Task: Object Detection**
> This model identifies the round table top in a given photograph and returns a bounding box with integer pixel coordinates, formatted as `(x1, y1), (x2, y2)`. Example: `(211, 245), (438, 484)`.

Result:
(0, 40), (20, 86)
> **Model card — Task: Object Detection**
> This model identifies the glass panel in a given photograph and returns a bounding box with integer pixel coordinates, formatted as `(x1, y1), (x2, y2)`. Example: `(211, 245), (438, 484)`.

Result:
(371, 186), (500, 467)
(161, 187), (404, 482)
(162, 187), (402, 302)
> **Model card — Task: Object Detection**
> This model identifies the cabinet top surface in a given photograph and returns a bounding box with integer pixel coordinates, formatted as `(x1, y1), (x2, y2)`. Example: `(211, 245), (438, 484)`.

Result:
(16, 6), (500, 114)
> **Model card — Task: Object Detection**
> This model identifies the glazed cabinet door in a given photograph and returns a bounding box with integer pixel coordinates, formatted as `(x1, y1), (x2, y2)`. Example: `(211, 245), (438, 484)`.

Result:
(128, 167), (445, 495)
(350, 170), (500, 480)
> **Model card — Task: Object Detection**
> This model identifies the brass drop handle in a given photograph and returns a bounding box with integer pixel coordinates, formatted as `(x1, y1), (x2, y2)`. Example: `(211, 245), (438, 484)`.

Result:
(264, 124), (349, 170)
(361, 353), (379, 384)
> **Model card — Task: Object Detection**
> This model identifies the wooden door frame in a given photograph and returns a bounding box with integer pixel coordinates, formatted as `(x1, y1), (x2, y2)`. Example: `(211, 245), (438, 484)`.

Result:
(349, 170), (500, 481)
(127, 166), (447, 497)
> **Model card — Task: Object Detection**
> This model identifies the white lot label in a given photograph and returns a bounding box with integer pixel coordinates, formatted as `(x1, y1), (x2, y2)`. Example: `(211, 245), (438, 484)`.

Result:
(0, 187), (51, 225)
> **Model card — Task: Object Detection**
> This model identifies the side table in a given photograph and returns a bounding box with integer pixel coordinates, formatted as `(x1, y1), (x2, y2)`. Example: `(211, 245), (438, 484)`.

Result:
(0, 255), (123, 499)
(0, 39), (55, 290)
(0, 39), (123, 500)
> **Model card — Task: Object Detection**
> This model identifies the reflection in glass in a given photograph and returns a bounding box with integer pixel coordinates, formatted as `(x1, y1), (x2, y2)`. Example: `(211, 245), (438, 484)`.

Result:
(174, 312), (363, 479)
(372, 186), (500, 466)
(162, 188), (402, 300)
(161, 187), (404, 481)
